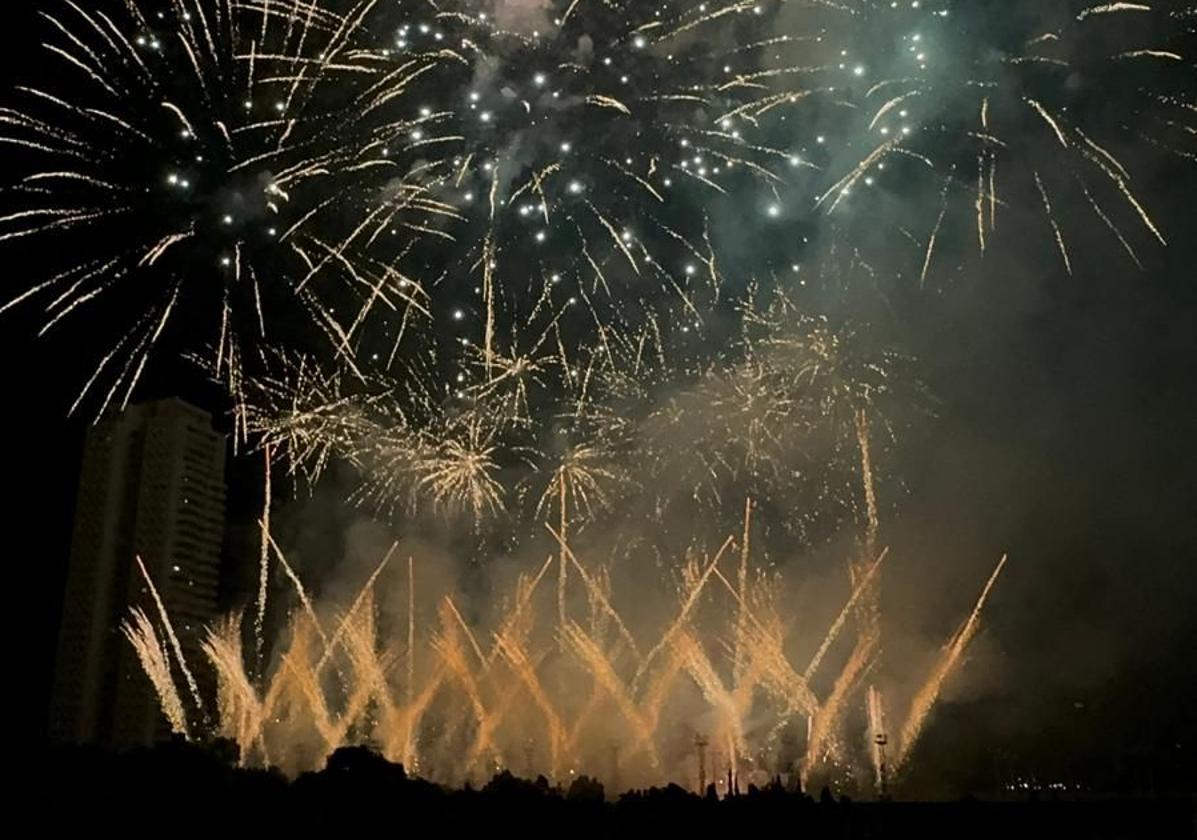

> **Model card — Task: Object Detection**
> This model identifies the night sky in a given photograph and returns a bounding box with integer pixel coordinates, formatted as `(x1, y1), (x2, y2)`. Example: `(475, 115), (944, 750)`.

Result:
(3, 1), (1195, 793)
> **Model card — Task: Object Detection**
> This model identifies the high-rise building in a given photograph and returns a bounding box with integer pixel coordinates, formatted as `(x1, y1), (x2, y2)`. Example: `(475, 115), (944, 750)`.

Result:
(50, 398), (226, 747)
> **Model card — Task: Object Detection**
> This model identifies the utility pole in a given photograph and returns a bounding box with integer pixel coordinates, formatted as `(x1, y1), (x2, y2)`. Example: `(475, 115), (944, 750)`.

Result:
(875, 732), (889, 799)
(695, 734), (709, 793)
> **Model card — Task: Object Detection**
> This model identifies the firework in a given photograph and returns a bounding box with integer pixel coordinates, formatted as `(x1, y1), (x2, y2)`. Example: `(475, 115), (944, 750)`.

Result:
(758, 0), (1193, 280)
(896, 553), (1009, 769)
(3, 2), (1190, 422)
(122, 608), (190, 739)
(413, 414), (507, 524)
(134, 554), (205, 718)
(128, 525), (1008, 792)
(9, 0), (1179, 800)
(0, 0), (453, 414)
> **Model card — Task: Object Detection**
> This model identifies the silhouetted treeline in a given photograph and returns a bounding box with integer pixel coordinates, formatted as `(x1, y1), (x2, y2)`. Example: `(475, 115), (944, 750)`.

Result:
(34, 740), (1194, 838)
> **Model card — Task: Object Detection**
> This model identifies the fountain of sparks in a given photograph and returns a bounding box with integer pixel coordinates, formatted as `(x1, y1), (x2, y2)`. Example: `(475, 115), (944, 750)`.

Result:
(124, 509), (1007, 794)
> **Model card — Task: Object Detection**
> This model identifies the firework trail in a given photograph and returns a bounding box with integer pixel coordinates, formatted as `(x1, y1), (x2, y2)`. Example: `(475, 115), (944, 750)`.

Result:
(135, 554), (205, 719)
(800, 631), (877, 790)
(495, 630), (567, 777)
(852, 406), (882, 642)
(255, 445), (271, 673)
(897, 553), (1009, 768)
(562, 622), (660, 767)
(803, 548), (889, 684)
(203, 611), (267, 764)
(121, 608), (190, 739)
(314, 543), (397, 674)
(548, 525), (642, 659)
(634, 536), (734, 688)
(407, 555), (416, 706)
(263, 529), (329, 648)
(732, 498), (753, 686)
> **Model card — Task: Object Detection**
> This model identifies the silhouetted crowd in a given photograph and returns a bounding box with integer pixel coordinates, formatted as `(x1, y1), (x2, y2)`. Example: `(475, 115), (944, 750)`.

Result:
(35, 739), (1194, 838)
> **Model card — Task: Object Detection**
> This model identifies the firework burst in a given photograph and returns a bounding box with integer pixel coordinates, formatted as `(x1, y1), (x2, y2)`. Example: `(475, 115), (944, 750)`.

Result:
(0, 0), (450, 413)
(752, 0), (1194, 280)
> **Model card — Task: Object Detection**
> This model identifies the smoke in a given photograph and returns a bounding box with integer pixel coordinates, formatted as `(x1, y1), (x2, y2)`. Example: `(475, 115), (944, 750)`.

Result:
(233, 331), (1015, 791)
(491, 0), (554, 34)
(183, 0), (1197, 794)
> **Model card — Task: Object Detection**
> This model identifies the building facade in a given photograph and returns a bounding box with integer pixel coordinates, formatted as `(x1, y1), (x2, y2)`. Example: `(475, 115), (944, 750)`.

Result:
(50, 399), (225, 747)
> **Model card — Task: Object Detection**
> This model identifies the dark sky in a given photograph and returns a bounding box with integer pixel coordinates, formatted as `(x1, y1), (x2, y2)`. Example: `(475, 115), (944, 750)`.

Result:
(2, 2), (1194, 790)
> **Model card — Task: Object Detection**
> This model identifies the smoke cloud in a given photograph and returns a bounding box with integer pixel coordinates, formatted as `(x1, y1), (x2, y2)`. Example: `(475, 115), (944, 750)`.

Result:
(492, 0), (554, 33)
